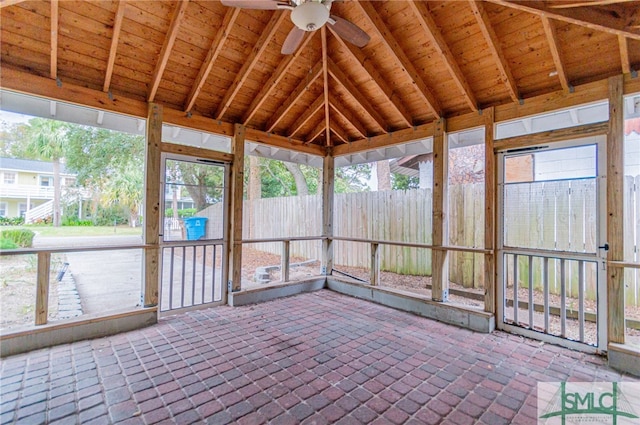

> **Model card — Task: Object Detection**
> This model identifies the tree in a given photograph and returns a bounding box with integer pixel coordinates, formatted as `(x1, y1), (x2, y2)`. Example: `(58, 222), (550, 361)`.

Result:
(101, 166), (143, 227)
(376, 160), (391, 191)
(392, 173), (420, 190)
(284, 162), (309, 196)
(24, 119), (68, 226)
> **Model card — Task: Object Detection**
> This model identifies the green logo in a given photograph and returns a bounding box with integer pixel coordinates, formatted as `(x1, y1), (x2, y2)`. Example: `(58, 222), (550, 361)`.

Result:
(538, 382), (640, 424)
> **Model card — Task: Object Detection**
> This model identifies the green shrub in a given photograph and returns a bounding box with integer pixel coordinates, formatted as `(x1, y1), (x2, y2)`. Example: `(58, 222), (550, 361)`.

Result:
(0, 238), (18, 249)
(62, 216), (93, 226)
(165, 208), (197, 218)
(0, 229), (35, 248)
(0, 216), (25, 226)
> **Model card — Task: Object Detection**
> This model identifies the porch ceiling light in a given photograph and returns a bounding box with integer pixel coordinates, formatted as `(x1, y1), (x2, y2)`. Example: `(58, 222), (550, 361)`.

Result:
(290, 1), (329, 31)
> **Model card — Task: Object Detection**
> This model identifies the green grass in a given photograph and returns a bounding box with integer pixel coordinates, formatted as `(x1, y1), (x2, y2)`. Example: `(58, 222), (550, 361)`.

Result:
(1, 225), (142, 237)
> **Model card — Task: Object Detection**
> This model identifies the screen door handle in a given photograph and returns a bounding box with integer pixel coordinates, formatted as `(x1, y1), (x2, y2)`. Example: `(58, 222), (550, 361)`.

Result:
(598, 243), (609, 251)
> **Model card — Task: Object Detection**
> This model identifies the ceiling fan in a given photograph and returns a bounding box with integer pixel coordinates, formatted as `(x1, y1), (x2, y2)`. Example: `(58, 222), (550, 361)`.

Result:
(220, 0), (371, 54)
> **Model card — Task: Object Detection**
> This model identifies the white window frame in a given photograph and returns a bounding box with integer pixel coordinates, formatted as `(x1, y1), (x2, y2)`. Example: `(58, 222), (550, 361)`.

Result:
(39, 175), (54, 187)
(0, 202), (7, 217)
(2, 172), (16, 185)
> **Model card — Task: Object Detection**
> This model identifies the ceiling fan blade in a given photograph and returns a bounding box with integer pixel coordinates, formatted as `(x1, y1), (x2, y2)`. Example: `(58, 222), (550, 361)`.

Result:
(328, 15), (370, 48)
(220, 0), (281, 10)
(281, 27), (305, 55)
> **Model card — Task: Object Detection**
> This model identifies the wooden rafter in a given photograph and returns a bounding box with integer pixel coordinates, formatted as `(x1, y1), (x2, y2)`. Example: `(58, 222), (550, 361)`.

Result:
(306, 116), (327, 145)
(330, 121), (350, 144)
(327, 58), (386, 132)
(322, 26), (331, 147)
(50, 0), (58, 80)
(487, 0), (640, 41)
(287, 94), (324, 137)
(329, 27), (413, 127)
(0, 0), (27, 7)
(618, 34), (631, 74)
(469, 0), (520, 102)
(103, 0), (126, 92)
(242, 31), (314, 125)
(357, 1), (442, 118)
(148, 0), (189, 102)
(541, 16), (571, 92)
(184, 7), (240, 113)
(215, 11), (286, 120)
(265, 61), (323, 133)
(328, 93), (367, 139)
(408, 1), (478, 112)
(549, 0), (636, 8)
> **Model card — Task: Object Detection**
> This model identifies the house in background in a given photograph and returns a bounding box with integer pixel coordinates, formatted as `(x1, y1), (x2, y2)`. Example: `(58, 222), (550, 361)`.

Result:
(0, 157), (77, 221)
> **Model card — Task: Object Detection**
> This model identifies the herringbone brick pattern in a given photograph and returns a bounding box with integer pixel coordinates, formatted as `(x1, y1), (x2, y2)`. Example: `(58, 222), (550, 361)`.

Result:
(1, 290), (637, 424)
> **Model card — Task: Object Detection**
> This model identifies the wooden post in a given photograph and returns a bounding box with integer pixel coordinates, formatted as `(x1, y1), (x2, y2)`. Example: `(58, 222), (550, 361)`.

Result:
(431, 118), (449, 301)
(322, 153), (334, 275)
(281, 240), (290, 283)
(143, 103), (162, 308)
(607, 75), (625, 344)
(370, 242), (380, 286)
(35, 252), (51, 325)
(484, 107), (497, 313)
(229, 124), (245, 292)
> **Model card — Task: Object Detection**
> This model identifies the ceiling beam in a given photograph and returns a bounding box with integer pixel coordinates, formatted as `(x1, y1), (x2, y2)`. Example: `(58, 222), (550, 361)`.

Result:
(50, 0), (58, 80)
(322, 26), (331, 147)
(0, 0), (28, 8)
(214, 11), (287, 120)
(265, 61), (323, 132)
(618, 35), (631, 74)
(356, 1), (442, 118)
(327, 58), (386, 133)
(486, 0), (640, 41)
(328, 93), (367, 139)
(242, 30), (315, 125)
(468, 0), (520, 103)
(332, 122), (436, 157)
(330, 122), (350, 144)
(306, 116), (327, 145)
(288, 94), (324, 137)
(148, 0), (189, 102)
(103, 0), (126, 92)
(408, 1), (478, 112)
(540, 16), (571, 92)
(184, 7), (240, 113)
(329, 27), (413, 127)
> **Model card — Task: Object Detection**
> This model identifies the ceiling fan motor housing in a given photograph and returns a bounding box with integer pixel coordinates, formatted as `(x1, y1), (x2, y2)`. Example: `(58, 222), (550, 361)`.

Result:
(291, 1), (330, 31)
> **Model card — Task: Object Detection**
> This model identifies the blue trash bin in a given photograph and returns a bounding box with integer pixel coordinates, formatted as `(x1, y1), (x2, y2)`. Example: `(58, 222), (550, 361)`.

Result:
(183, 217), (208, 240)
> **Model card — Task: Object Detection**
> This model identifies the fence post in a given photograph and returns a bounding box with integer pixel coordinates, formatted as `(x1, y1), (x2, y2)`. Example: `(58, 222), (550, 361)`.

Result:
(370, 243), (380, 286)
(281, 240), (290, 283)
(35, 252), (51, 325)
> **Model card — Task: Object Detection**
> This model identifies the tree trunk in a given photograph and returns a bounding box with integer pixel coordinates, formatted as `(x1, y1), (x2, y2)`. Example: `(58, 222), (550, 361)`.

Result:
(376, 160), (391, 191)
(53, 158), (61, 227)
(284, 162), (309, 196)
(248, 155), (261, 200)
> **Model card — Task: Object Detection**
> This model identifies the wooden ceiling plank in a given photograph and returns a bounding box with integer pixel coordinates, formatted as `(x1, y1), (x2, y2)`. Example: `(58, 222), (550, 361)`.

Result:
(328, 93), (367, 139)
(265, 61), (323, 132)
(541, 16), (571, 92)
(184, 7), (241, 113)
(322, 26), (331, 147)
(288, 94), (324, 137)
(327, 58), (386, 133)
(305, 115), (327, 145)
(214, 11), (287, 120)
(148, 0), (190, 102)
(103, 0), (127, 92)
(408, 1), (478, 112)
(330, 122), (350, 144)
(618, 34), (631, 74)
(468, 0), (520, 103)
(356, 1), (442, 118)
(242, 31), (315, 125)
(50, 0), (58, 80)
(329, 27), (413, 127)
(0, 0), (28, 8)
(487, 0), (640, 41)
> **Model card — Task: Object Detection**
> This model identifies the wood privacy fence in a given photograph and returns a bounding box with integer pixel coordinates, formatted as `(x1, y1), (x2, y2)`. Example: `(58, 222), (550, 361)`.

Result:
(200, 176), (639, 306)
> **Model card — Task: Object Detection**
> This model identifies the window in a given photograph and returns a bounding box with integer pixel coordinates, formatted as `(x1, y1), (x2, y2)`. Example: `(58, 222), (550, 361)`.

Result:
(18, 203), (27, 218)
(3, 172), (16, 184)
(0, 202), (7, 217)
(39, 176), (53, 187)
(64, 177), (75, 187)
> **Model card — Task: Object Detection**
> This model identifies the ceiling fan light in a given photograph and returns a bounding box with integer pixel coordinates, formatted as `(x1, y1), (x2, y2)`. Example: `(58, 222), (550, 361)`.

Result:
(291, 1), (329, 31)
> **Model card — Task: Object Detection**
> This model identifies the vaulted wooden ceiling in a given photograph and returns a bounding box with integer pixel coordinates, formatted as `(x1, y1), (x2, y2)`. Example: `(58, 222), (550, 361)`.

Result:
(1, 0), (639, 148)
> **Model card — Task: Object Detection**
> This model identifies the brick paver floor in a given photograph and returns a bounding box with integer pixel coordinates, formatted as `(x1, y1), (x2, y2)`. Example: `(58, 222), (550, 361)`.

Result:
(1, 289), (638, 424)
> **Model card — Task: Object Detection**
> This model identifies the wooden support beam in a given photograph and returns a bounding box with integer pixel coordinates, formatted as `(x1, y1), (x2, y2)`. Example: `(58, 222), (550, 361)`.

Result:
(541, 16), (571, 92)
(618, 35), (631, 74)
(322, 154), (334, 275)
(494, 122), (609, 151)
(329, 26), (413, 127)
(148, 0), (189, 102)
(288, 94), (324, 137)
(329, 93), (368, 139)
(469, 0), (520, 103)
(357, 1), (442, 118)
(0, 0), (28, 8)
(327, 58), (387, 132)
(266, 61), (322, 133)
(215, 11), (286, 120)
(483, 107), (496, 314)
(306, 116), (328, 145)
(607, 74), (625, 344)
(242, 31), (314, 125)
(332, 122), (435, 157)
(431, 118), (448, 302)
(143, 103), (162, 307)
(281, 240), (290, 283)
(35, 252), (51, 325)
(50, 0), (58, 80)
(103, 0), (126, 92)
(322, 26), (331, 147)
(370, 242), (380, 286)
(330, 121), (350, 144)
(408, 1), (478, 112)
(184, 7), (240, 113)
(229, 124), (246, 292)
